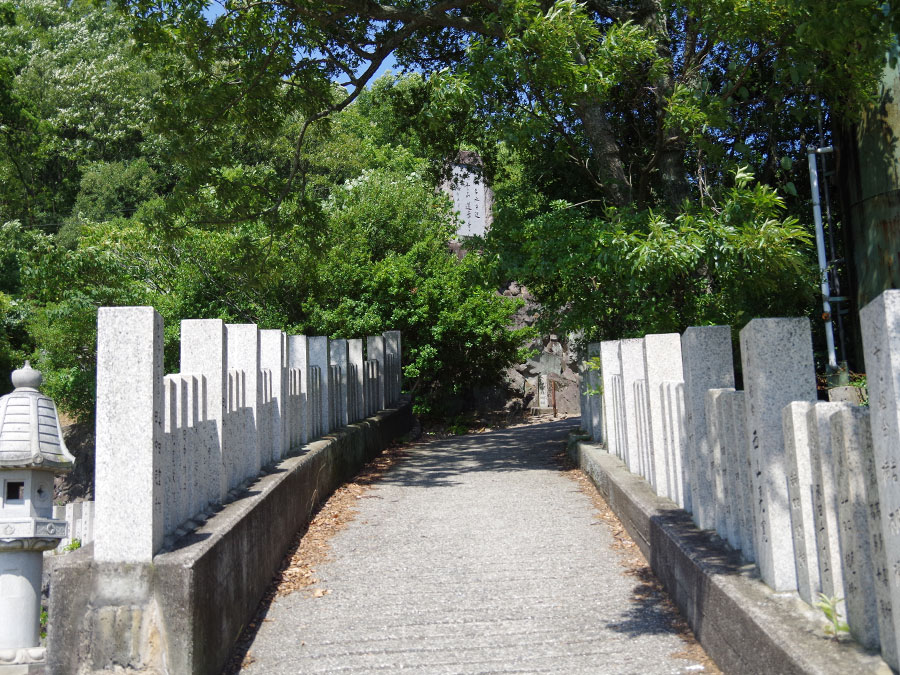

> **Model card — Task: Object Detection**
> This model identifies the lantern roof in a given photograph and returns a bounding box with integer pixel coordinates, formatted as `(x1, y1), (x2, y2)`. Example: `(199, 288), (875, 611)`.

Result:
(0, 362), (75, 471)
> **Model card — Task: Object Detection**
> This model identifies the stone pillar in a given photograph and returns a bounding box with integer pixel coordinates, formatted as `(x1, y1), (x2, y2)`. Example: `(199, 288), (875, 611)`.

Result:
(707, 388), (736, 545)
(587, 342), (603, 443)
(832, 407), (884, 653)
(618, 338), (644, 473)
(309, 337), (331, 433)
(330, 339), (349, 427)
(288, 335), (310, 444)
(860, 289), (900, 669)
(739, 318), (816, 592)
(349, 339), (364, 422)
(807, 402), (849, 600)
(782, 401), (821, 605)
(718, 390), (754, 559)
(367, 336), (386, 412)
(384, 330), (401, 405)
(599, 341), (621, 456)
(95, 306), (164, 563)
(643, 334), (683, 499)
(660, 381), (688, 510)
(260, 330), (287, 462)
(181, 319), (227, 508)
(226, 324), (261, 482)
(681, 325), (734, 530)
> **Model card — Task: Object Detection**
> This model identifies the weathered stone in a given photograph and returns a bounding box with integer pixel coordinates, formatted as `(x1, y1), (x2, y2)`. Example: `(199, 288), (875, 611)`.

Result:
(599, 341), (621, 457)
(587, 342), (603, 443)
(618, 338), (645, 473)
(260, 330), (287, 462)
(681, 326), (734, 531)
(226, 324), (261, 484)
(828, 386), (867, 406)
(287, 335), (309, 446)
(643, 334), (683, 500)
(860, 289), (900, 669)
(309, 337), (331, 434)
(384, 330), (402, 405)
(739, 318), (816, 592)
(367, 336), (386, 412)
(806, 402), (849, 601)
(349, 339), (364, 422)
(660, 381), (688, 510)
(181, 320), (227, 505)
(708, 388), (737, 549)
(782, 401), (821, 605)
(634, 379), (651, 481)
(330, 339), (349, 428)
(832, 407), (882, 652)
(720, 390), (755, 562)
(95, 307), (164, 563)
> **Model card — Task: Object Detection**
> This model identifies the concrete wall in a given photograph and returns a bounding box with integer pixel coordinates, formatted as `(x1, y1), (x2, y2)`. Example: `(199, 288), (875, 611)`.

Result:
(47, 397), (413, 675)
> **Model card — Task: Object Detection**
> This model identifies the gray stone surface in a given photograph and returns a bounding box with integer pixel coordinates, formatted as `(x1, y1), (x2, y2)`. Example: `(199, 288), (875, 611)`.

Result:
(681, 326), (734, 531)
(287, 335), (309, 446)
(660, 381), (687, 510)
(739, 318), (816, 592)
(384, 330), (401, 404)
(330, 338), (349, 428)
(367, 336), (386, 412)
(832, 407), (882, 652)
(643, 334), (683, 500)
(309, 337), (331, 433)
(260, 330), (287, 462)
(226, 323), (261, 482)
(349, 339), (364, 422)
(860, 289), (900, 669)
(782, 402), (820, 605)
(634, 378), (651, 481)
(243, 419), (704, 675)
(599, 341), (621, 457)
(806, 402), (848, 600)
(181, 319), (227, 503)
(587, 342), (603, 442)
(618, 338), (645, 473)
(94, 307), (164, 563)
(719, 391), (755, 562)
(705, 388), (730, 540)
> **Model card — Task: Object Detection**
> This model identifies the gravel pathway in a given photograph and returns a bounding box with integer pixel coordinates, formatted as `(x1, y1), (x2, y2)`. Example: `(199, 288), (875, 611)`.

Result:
(241, 418), (706, 674)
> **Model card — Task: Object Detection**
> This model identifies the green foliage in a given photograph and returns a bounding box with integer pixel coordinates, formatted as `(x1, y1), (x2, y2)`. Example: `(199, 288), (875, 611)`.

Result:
(487, 167), (817, 338)
(63, 537), (82, 552)
(815, 593), (849, 640)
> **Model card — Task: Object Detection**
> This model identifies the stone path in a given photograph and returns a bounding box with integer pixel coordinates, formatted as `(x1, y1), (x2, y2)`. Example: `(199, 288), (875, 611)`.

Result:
(241, 418), (707, 674)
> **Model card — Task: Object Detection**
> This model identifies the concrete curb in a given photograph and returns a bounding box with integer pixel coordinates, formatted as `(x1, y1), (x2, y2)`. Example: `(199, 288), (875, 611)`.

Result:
(568, 433), (892, 675)
(47, 398), (413, 675)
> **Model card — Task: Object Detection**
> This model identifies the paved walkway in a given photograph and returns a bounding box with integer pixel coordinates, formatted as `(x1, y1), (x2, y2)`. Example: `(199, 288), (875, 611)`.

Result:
(242, 418), (706, 674)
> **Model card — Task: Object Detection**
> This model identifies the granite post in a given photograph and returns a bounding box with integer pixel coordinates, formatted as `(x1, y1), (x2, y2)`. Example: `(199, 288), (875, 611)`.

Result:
(681, 325), (734, 531)
(618, 338), (645, 473)
(367, 336), (386, 412)
(287, 335), (310, 445)
(587, 342), (603, 443)
(599, 341), (621, 456)
(349, 338), (364, 422)
(739, 318), (816, 592)
(94, 307), (164, 563)
(782, 401), (821, 605)
(806, 402), (849, 601)
(643, 334), (683, 500)
(330, 338), (349, 428)
(260, 330), (287, 462)
(226, 324), (261, 482)
(860, 289), (900, 668)
(309, 337), (331, 433)
(384, 330), (401, 405)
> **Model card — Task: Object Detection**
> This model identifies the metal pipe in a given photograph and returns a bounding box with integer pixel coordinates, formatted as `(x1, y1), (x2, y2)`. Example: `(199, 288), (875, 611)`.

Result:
(807, 146), (838, 370)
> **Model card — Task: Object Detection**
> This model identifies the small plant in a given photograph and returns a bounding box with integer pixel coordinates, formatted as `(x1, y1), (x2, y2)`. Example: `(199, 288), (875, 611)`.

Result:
(40, 608), (48, 639)
(849, 372), (869, 406)
(63, 538), (82, 552)
(447, 415), (469, 436)
(815, 593), (849, 640)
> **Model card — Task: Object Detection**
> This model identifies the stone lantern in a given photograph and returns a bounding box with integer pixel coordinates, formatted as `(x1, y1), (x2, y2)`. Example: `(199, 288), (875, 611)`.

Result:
(0, 362), (74, 671)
